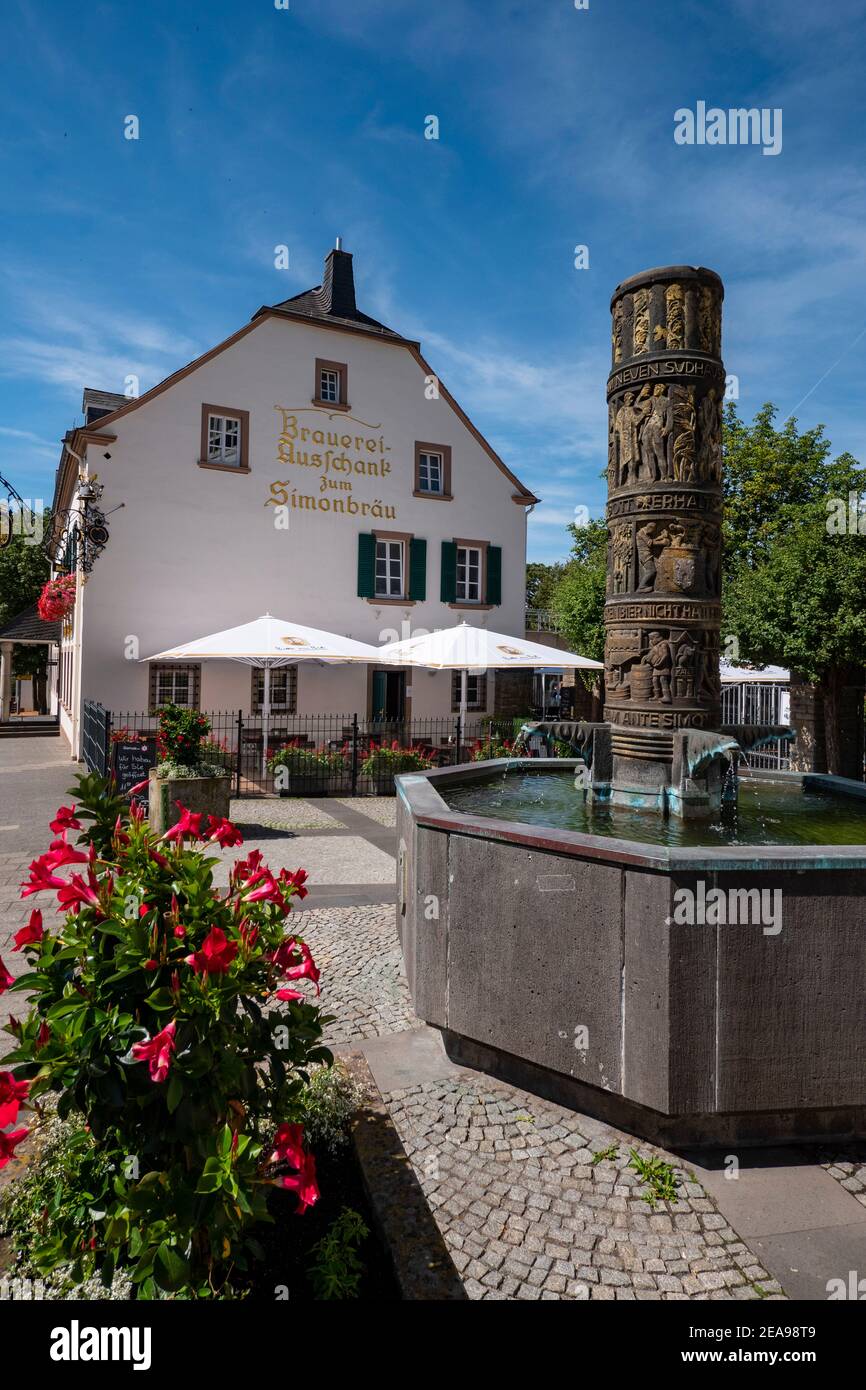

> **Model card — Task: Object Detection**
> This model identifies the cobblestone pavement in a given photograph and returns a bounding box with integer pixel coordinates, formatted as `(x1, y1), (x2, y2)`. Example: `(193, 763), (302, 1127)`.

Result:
(385, 1075), (785, 1301)
(229, 797), (344, 831)
(819, 1148), (866, 1209)
(3, 751), (859, 1300)
(296, 904), (415, 1044)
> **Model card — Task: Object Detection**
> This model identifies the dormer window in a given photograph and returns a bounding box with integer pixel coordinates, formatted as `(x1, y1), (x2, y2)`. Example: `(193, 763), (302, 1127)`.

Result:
(314, 358), (349, 411)
(199, 404), (250, 472)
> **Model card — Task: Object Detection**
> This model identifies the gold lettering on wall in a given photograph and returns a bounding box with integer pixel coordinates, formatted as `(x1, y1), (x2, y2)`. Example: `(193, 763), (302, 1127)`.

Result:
(265, 405), (398, 521)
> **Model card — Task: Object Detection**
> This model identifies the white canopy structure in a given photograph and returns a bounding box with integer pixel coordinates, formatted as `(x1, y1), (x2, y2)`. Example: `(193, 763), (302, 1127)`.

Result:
(145, 614), (379, 774)
(376, 620), (603, 719)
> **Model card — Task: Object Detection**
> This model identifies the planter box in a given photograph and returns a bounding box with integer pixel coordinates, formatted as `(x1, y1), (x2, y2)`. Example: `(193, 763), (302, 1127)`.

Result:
(148, 770), (232, 834)
(278, 774), (332, 797)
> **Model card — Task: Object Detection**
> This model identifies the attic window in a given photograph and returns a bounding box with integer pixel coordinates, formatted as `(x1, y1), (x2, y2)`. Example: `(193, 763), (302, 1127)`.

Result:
(199, 404), (250, 472)
(314, 359), (349, 411)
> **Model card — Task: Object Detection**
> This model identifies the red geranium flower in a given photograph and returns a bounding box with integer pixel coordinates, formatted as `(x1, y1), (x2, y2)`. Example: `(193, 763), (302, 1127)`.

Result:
(184, 926), (238, 976)
(49, 805), (82, 835)
(0, 956), (14, 994)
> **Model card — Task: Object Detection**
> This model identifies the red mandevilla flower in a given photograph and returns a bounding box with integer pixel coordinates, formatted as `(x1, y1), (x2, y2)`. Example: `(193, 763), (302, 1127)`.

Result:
(49, 804), (82, 836)
(44, 840), (90, 870)
(56, 871), (101, 915)
(279, 1150), (319, 1217)
(0, 1072), (30, 1127)
(271, 938), (320, 995)
(20, 856), (66, 898)
(163, 805), (204, 844)
(13, 909), (43, 952)
(0, 956), (14, 994)
(0, 1128), (29, 1171)
(185, 926), (239, 976)
(131, 1019), (176, 1083)
(207, 816), (244, 849)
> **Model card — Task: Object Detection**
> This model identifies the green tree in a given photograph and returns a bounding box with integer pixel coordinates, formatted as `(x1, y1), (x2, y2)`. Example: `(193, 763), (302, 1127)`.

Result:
(0, 507), (52, 711)
(550, 519), (607, 665)
(722, 404), (866, 777)
(525, 560), (565, 614)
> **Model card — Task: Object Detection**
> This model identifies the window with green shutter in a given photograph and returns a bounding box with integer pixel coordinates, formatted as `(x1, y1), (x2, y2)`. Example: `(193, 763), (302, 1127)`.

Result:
(440, 540), (457, 602)
(357, 532), (376, 598)
(485, 545), (502, 605)
(409, 537), (427, 601)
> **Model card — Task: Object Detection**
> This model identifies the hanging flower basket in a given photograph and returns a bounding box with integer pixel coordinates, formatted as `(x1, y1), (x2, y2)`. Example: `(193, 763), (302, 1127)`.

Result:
(37, 574), (77, 622)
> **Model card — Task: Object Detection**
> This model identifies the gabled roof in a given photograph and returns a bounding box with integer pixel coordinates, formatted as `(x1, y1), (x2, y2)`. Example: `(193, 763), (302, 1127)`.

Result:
(50, 244), (539, 510)
(0, 603), (61, 644)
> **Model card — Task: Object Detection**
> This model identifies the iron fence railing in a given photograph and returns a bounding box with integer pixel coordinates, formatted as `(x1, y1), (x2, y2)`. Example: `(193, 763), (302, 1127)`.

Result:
(82, 699), (112, 779)
(721, 683), (793, 771)
(81, 708), (546, 798)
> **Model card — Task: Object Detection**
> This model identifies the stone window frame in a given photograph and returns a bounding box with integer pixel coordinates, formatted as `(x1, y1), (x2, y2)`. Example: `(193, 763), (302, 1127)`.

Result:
(149, 663), (201, 711)
(451, 670), (488, 712)
(250, 665), (297, 714)
(414, 441), (452, 500)
(450, 537), (492, 610)
(198, 404), (251, 473)
(313, 358), (350, 412)
(370, 529), (417, 606)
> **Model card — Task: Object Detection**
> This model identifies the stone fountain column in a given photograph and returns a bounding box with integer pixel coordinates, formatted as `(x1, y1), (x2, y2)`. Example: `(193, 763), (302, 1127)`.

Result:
(597, 266), (727, 815)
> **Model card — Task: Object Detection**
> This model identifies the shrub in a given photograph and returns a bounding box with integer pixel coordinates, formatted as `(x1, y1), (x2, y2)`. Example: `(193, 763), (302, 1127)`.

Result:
(308, 1207), (369, 1299)
(156, 703), (212, 771)
(299, 1062), (366, 1156)
(267, 745), (342, 776)
(472, 737), (515, 761)
(0, 770), (332, 1298)
(360, 742), (435, 778)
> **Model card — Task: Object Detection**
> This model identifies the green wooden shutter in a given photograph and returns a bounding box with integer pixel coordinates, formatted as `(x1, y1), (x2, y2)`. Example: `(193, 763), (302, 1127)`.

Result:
(357, 533), (376, 598)
(486, 545), (502, 605)
(440, 541), (457, 602)
(408, 537), (427, 601)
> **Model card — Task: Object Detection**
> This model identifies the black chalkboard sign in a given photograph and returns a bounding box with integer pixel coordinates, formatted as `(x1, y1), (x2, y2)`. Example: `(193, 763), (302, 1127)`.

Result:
(111, 738), (157, 809)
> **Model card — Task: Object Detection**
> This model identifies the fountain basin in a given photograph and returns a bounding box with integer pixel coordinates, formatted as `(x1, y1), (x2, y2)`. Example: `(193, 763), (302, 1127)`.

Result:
(396, 758), (866, 1146)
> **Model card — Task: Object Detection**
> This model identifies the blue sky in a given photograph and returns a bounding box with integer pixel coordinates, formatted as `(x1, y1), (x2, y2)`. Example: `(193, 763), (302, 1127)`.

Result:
(2, 0), (866, 562)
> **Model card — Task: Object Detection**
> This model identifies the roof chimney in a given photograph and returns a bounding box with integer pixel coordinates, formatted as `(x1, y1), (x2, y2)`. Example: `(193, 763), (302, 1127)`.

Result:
(320, 243), (357, 318)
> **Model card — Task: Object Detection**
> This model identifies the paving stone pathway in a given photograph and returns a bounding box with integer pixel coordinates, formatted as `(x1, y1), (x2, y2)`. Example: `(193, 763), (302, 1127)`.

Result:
(3, 736), (865, 1300)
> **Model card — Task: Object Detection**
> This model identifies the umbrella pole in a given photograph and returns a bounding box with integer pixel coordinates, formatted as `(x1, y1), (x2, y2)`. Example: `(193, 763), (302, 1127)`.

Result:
(262, 663), (271, 782)
(460, 668), (468, 724)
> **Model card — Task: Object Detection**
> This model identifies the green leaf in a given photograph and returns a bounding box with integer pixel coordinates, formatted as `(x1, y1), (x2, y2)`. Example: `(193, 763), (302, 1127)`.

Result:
(166, 1073), (184, 1114)
(154, 1242), (190, 1293)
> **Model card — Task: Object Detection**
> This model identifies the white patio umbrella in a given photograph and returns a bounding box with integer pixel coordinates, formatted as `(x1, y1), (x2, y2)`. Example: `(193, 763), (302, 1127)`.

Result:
(144, 614), (380, 775)
(376, 620), (603, 721)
